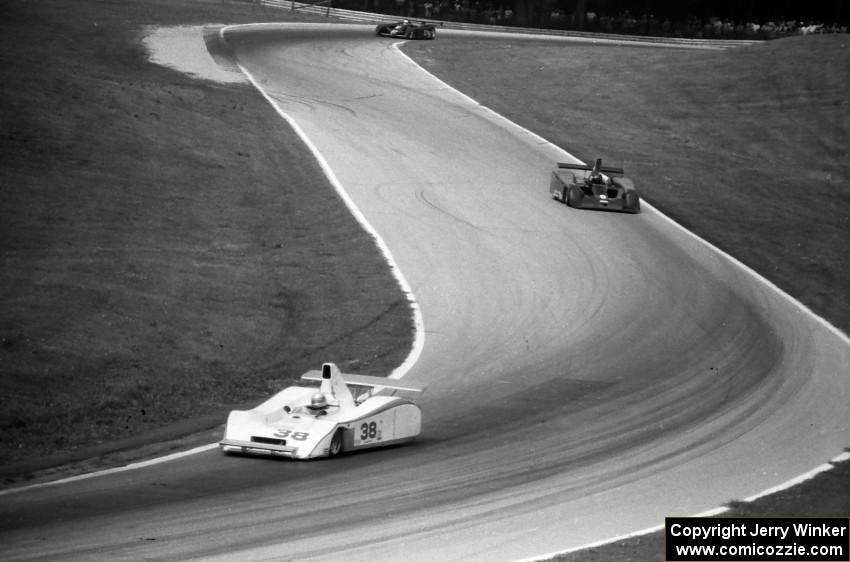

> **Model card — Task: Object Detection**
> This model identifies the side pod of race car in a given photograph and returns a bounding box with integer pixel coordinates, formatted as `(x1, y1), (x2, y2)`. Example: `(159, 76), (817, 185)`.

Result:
(219, 363), (425, 460)
(375, 20), (437, 40)
(550, 158), (641, 213)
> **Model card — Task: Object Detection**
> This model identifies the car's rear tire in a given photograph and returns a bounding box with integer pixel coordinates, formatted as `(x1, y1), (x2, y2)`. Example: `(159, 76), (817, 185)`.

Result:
(328, 429), (344, 457)
(624, 191), (640, 213)
(567, 186), (583, 207)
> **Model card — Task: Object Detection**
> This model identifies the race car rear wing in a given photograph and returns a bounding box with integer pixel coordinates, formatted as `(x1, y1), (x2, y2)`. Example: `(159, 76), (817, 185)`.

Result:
(558, 158), (624, 175)
(301, 363), (425, 392)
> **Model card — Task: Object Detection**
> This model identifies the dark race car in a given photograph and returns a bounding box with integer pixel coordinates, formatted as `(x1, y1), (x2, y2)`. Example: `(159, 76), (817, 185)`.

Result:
(375, 20), (437, 40)
(550, 158), (640, 213)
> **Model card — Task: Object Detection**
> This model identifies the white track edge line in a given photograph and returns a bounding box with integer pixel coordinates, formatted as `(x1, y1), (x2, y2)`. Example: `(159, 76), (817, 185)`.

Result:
(0, 444), (219, 497)
(517, 451), (850, 561)
(222, 27), (426, 383)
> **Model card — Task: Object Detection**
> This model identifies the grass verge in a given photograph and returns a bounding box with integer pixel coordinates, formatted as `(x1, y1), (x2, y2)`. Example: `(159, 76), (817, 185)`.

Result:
(0, 0), (413, 482)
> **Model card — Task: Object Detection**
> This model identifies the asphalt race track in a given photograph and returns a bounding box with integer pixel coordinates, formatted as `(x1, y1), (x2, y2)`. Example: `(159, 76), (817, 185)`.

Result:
(1, 24), (848, 562)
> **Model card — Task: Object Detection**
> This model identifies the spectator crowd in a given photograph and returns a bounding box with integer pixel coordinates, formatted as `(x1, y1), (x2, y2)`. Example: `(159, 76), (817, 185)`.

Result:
(560, 11), (847, 39)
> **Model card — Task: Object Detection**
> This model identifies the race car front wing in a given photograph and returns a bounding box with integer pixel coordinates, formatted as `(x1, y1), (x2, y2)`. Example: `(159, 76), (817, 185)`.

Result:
(220, 438), (298, 457)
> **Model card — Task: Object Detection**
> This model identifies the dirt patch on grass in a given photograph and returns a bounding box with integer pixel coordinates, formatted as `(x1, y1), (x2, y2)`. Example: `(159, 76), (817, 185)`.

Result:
(142, 25), (247, 84)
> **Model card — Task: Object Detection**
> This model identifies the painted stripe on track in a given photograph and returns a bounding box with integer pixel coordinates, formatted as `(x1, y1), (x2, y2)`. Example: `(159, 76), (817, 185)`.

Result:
(0, 443), (219, 497)
(223, 24), (426, 383)
(513, 449), (850, 560)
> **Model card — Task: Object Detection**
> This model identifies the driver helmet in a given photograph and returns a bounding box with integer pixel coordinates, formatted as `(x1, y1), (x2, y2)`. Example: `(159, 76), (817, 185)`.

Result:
(307, 392), (328, 410)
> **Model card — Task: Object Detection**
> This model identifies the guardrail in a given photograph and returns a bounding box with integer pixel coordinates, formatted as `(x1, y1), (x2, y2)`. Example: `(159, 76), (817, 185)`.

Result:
(258, 0), (761, 48)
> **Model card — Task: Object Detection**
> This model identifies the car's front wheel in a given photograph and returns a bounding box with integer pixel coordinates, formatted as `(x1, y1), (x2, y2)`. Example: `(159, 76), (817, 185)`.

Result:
(328, 429), (344, 457)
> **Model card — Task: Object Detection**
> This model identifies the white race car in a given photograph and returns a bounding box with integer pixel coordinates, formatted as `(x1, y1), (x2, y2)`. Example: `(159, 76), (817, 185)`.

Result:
(219, 363), (425, 459)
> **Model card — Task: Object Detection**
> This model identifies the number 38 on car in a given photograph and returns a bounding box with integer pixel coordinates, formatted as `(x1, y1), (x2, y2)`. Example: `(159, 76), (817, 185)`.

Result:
(219, 363), (425, 459)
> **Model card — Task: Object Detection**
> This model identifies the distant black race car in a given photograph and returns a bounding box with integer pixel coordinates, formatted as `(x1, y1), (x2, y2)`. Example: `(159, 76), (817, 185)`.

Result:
(550, 158), (640, 213)
(375, 20), (437, 40)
